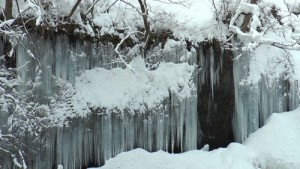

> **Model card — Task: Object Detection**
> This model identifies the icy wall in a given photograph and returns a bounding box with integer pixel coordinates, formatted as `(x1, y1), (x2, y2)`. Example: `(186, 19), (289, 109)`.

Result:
(30, 95), (197, 169)
(0, 35), (198, 169)
(1, 34), (300, 168)
(233, 50), (299, 142)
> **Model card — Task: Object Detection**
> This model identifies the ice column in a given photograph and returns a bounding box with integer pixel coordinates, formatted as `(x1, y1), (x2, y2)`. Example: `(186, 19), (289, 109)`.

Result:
(233, 52), (299, 142)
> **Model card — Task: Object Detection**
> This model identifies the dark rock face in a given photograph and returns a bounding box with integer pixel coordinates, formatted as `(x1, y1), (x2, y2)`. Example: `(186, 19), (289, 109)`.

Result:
(197, 41), (235, 150)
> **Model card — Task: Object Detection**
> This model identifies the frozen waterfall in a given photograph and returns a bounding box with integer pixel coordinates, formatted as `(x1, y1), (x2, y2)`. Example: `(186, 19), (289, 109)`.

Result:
(233, 49), (299, 142)
(1, 34), (299, 169)
(0, 35), (199, 169)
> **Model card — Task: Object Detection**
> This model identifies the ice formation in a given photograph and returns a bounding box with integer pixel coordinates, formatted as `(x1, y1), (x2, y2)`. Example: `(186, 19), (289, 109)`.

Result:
(1, 33), (300, 168)
(1, 0), (300, 168)
(233, 46), (300, 142)
(0, 35), (198, 168)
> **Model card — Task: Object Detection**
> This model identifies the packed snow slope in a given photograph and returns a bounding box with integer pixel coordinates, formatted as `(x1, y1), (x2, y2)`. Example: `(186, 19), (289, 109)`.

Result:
(93, 106), (300, 169)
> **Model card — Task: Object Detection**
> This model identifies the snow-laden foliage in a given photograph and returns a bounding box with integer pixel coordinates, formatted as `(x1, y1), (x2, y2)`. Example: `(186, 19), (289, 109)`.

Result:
(229, 0), (300, 51)
(0, 0), (219, 41)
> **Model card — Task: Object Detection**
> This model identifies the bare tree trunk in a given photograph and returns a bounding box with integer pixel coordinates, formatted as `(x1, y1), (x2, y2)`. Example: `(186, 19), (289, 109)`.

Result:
(4, 0), (13, 19)
(138, 0), (151, 58)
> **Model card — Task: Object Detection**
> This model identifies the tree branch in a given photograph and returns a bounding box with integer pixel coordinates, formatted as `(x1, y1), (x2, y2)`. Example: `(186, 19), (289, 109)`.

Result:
(114, 32), (142, 72)
(66, 0), (83, 20)
(120, 0), (144, 16)
(84, 0), (101, 16)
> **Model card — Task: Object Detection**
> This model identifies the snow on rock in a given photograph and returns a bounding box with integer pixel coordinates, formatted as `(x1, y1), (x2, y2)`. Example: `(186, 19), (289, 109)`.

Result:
(245, 40), (300, 85)
(52, 56), (195, 122)
(247, 44), (292, 84)
(95, 106), (300, 169)
(74, 56), (195, 112)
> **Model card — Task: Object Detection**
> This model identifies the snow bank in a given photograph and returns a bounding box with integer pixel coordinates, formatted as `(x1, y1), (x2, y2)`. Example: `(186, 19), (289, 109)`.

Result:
(94, 106), (300, 169)
(245, 107), (300, 169)
(94, 144), (261, 169)
(97, 144), (261, 169)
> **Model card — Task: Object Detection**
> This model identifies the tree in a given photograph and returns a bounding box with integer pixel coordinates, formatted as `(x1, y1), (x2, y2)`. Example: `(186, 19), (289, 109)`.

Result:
(3, 0), (13, 20)
(214, 0), (300, 52)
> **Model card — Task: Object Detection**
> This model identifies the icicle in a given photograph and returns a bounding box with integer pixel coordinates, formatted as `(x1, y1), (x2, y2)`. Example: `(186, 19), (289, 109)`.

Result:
(233, 52), (299, 143)
(9, 34), (199, 169)
(210, 47), (214, 100)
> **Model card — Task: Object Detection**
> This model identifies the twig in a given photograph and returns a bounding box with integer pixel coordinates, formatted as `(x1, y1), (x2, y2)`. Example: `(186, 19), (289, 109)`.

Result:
(120, 0), (144, 16)
(66, 0), (83, 20)
(114, 34), (135, 72)
(84, 0), (101, 16)
(104, 0), (119, 13)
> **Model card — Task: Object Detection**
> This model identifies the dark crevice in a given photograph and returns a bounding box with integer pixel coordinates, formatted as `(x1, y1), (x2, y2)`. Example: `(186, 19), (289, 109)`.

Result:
(197, 40), (235, 150)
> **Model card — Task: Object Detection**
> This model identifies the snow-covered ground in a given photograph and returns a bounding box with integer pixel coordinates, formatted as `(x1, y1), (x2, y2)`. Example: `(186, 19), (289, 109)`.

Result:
(92, 106), (300, 169)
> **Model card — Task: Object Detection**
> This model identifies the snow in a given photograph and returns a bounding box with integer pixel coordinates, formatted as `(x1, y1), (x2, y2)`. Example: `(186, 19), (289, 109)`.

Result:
(94, 145), (261, 169)
(1, 0), (221, 41)
(2, 0), (300, 168)
(93, 106), (300, 169)
(50, 56), (195, 125)
(147, 0), (219, 41)
(57, 164), (64, 169)
(260, 0), (290, 10)
(245, 39), (300, 86)
(72, 56), (194, 113)
(245, 107), (300, 169)
(247, 44), (291, 84)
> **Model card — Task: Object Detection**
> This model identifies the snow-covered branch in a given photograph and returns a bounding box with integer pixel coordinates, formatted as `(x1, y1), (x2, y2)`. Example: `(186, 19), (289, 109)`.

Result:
(114, 31), (144, 72)
(119, 0), (144, 16)
(153, 0), (190, 7)
(0, 130), (28, 169)
(228, 1), (300, 52)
